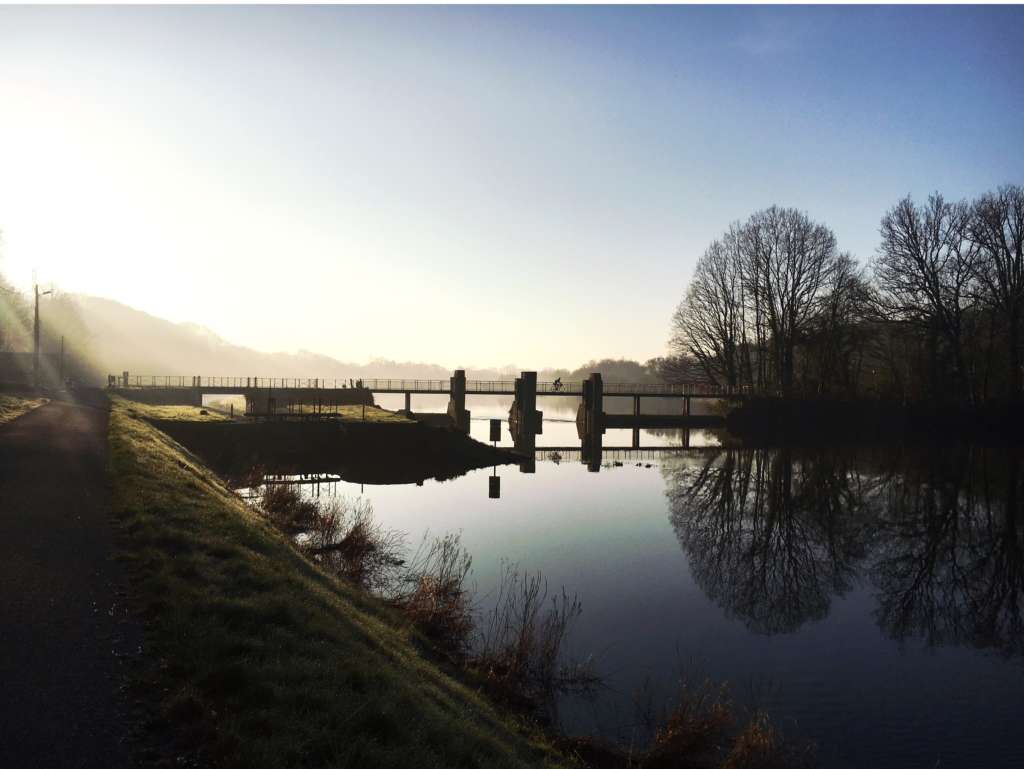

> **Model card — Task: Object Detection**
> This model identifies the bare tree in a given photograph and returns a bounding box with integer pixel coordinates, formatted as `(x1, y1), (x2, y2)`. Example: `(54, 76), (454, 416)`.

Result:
(804, 253), (875, 395)
(672, 209), (844, 395)
(670, 190), (1024, 406)
(970, 185), (1024, 401)
(874, 194), (979, 400)
(671, 232), (746, 389)
(740, 206), (841, 393)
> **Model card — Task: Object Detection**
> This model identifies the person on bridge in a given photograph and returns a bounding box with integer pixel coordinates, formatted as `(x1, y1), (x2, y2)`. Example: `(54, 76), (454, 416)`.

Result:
(553, 377), (563, 392)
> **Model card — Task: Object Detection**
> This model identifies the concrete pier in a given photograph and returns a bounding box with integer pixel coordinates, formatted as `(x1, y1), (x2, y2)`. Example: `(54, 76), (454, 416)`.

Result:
(577, 373), (604, 471)
(446, 369), (471, 433)
(576, 373), (604, 438)
(509, 371), (543, 453)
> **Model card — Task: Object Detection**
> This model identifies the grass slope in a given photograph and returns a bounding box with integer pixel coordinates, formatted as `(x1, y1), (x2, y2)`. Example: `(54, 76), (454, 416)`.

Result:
(309, 404), (413, 423)
(0, 393), (47, 425)
(117, 402), (232, 422)
(108, 401), (569, 769)
(118, 398), (411, 425)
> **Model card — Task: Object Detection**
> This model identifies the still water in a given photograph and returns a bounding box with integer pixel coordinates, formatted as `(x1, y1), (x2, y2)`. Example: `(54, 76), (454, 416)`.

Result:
(306, 398), (1024, 768)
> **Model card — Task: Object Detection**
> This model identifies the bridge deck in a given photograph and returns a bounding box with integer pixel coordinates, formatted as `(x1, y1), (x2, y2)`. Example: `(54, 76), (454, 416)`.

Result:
(111, 376), (736, 398)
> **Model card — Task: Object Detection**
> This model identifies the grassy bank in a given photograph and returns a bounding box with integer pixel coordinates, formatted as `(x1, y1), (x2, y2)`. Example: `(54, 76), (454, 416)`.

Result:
(108, 400), (570, 769)
(284, 404), (414, 423)
(0, 392), (47, 425)
(115, 398), (413, 425)
(116, 402), (233, 422)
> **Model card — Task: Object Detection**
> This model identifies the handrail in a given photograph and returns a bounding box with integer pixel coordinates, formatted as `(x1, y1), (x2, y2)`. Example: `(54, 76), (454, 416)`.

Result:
(107, 374), (738, 397)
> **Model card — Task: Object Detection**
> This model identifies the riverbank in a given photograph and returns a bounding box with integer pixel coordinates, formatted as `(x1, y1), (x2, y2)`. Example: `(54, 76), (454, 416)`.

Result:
(108, 399), (571, 768)
(725, 397), (1024, 443)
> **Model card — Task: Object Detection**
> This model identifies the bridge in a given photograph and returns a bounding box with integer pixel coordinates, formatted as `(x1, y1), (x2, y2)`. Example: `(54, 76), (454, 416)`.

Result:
(109, 373), (729, 398)
(109, 369), (737, 456)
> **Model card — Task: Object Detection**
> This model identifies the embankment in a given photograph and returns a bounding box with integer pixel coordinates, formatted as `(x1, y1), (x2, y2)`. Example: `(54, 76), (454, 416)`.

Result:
(107, 400), (570, 768)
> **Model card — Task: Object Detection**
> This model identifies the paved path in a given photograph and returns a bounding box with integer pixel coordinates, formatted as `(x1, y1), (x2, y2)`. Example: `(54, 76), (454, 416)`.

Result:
(0, 395), (139, 768)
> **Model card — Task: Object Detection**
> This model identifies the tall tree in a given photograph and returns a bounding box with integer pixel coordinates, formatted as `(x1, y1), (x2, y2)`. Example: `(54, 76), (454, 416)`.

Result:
(970, 185), (1024, 401)
(740, 206), (841, 393)
(670, 234), (745, 389)
(672, 209), (844, 394)
(874, 194), (978, 401)
(803, 253), (874, 395)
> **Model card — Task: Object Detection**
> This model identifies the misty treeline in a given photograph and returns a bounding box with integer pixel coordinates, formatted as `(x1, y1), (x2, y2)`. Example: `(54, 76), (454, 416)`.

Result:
(667, 185), (1024, 405)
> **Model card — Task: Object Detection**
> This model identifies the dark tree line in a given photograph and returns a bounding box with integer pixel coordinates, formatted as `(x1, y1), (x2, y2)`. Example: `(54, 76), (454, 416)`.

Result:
(669, 185), (1024, 404)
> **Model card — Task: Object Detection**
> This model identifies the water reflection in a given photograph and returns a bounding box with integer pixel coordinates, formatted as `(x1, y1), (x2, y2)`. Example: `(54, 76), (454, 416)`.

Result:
(870, 447), (1024, 658)
(666, 446), (1024, 656)
(262, 435), (1024, 766)
(666, 448), (872, 634)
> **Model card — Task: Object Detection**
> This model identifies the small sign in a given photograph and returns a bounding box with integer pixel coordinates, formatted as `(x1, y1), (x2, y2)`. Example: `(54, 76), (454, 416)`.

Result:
(489, 418), (501, 443)
(488, 475), (500, 499)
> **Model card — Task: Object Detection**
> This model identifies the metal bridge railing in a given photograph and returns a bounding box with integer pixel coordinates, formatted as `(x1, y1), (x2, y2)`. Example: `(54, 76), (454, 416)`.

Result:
(108, 374), (737, 397)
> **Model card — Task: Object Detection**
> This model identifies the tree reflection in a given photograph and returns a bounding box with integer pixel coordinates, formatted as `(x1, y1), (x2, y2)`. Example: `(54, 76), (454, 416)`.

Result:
(666, 444), (1024, 657)
(870, 447), (1024, 657)
(666, 448), (875, 634)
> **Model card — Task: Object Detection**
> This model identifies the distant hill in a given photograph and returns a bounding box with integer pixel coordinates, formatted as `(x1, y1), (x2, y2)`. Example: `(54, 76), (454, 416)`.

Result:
(13, 294), (694, 415)
(71, 295), (685, 384)
(73, 295), (487, 382)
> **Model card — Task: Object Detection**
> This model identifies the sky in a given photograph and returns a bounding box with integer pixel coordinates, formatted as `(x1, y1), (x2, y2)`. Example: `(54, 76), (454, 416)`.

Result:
(1, 5), (1022, 370)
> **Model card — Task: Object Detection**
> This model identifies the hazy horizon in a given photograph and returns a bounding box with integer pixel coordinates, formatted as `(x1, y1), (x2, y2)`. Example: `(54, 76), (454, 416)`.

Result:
(74, 291), (663, 374)
(2, 5), (1022, 369)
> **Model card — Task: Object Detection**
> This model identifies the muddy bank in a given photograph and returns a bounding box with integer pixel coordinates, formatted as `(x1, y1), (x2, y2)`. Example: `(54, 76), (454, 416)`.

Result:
(150, 418), (519, 484)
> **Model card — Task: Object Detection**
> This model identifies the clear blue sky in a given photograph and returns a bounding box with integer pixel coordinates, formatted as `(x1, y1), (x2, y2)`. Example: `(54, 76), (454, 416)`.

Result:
(1, 5), (1021, 369)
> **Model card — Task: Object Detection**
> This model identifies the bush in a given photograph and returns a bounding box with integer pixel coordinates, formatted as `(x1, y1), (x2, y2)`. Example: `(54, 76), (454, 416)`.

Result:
(395, 533), (475, 659)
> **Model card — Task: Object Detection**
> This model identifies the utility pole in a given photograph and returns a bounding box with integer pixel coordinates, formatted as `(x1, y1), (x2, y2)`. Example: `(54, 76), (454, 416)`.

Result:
(33, 282), (53, 389)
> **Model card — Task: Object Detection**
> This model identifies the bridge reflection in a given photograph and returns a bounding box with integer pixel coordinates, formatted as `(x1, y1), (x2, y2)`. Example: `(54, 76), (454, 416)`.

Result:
(533, 442), (720, 471)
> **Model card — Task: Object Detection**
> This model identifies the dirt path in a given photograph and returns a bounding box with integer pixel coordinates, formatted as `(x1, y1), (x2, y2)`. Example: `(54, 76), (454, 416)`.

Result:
(0, 394), (140, 768)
